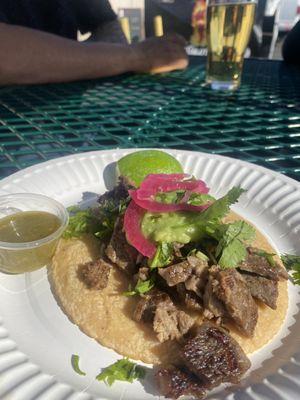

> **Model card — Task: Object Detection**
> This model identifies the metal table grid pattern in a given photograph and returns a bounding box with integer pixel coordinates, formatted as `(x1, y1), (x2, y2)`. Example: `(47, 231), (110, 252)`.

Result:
(0, 58), (299, 180)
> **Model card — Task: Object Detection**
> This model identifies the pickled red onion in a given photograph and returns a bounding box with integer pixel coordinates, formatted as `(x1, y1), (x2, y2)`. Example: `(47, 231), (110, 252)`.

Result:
(124, 200), (156, 258)
(139, 174), (209, 195)
(129, 189), (210, 213)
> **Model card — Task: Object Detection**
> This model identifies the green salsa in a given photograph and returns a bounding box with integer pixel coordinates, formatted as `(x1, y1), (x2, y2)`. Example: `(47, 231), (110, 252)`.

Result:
(0, 211), (61, 243)
(0, 211), (62, 274)
(141, 211), (204, 244)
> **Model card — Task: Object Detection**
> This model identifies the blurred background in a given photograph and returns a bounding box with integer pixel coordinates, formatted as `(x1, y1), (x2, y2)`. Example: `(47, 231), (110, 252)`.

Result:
(104, 0), (300, 59)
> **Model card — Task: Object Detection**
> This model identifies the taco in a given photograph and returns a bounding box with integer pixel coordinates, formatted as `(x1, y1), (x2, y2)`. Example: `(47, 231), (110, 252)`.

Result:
(49, 161), (293, 400)
(51, 175), (288, 366)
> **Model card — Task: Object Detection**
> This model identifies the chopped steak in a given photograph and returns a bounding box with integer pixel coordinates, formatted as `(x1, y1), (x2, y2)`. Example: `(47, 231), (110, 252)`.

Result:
(158, 256), (208, 297)
(239, 247), (289, 281)
(136, 253), (146, 265)
(158, 261), (192, 287)
(180, 322), (251, 388)
(154, 306), (194, 343)
(184, 256), (208, 297)
(187, 256), (207, 268)
(176, 283), (203, 311)
(79, 259), (111, 290)
(210, 266), (258, 337)
(173, 242), (185, 259)
(134, 289), (194, 342)
(133, 266), (151, 285)
(97, 176), (132, 207)
(134, 289), (173, 323)
(105, 216), (138, 275)
(242, 273), (278, 309)
(203, 272), (227, 319)
(156, 366), (206, 399)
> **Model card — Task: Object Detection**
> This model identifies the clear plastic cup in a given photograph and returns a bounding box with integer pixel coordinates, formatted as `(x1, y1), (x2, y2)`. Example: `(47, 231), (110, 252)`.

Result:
(0, 193), (68, 274)
(206, 0), (257, 90)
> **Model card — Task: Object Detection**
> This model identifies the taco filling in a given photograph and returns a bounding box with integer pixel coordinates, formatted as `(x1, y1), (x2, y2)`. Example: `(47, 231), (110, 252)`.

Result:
(51, 173), (289, 399)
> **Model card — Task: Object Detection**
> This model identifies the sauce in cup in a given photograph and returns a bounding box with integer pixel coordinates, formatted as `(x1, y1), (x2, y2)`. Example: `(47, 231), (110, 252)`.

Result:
(0, 194), (68, 274)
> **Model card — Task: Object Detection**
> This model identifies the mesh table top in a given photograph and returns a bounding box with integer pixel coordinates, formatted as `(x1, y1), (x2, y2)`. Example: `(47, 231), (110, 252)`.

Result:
(0, 57), (299, 181)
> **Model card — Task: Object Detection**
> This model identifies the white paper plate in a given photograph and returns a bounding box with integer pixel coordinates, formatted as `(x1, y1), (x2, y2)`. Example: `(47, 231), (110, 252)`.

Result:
(0, 149), (299, 400)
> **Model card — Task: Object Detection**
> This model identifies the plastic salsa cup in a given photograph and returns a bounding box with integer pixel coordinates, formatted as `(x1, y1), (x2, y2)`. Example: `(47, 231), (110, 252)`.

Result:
(0, 193), (69, 274)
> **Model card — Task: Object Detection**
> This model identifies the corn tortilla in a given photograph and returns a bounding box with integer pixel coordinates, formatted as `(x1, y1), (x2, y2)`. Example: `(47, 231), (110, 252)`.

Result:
(50, 212), (288, 364)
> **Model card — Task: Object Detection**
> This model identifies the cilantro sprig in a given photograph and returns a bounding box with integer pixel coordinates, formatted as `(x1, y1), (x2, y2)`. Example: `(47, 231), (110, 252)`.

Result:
(123, 275), (156, 296)
(187, 193), (216, 206)
(253, 249), (276, 267)
(63, 207), (100, 239)
(63, 198), (127, 240)
(214, 220), (256, 269)
(192, 187), (246, 239)
(96, 358), (146, 386)
(281, 254), (300, 284)
(71, 354), (86, 376)
(149, 242), (173, 269)
(186, 187), (253, 269)
(155, 190), (185, 204)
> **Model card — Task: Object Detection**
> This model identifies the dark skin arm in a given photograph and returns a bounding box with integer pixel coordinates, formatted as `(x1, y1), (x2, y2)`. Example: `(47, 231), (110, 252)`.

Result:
(88, 19), (128, 43)
(0, 23), (188, 85)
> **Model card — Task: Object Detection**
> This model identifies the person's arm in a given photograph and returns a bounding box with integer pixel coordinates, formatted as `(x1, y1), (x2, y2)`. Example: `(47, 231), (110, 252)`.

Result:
(0, 23), (188, 85)
(88, 19), (127, 43)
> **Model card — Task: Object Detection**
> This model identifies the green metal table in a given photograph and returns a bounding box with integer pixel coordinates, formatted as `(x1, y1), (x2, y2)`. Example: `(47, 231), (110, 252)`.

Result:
(0, 57), (299, 181)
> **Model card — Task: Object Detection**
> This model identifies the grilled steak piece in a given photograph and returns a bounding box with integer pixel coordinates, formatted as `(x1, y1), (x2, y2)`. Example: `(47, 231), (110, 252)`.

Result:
(158, 261), (192, 287)
(242, 273), (278, 309)
(180, 322), (251, 388)
(203, 272), (227, 319)
(134, 289), (194, 342)
(133, 266), (151, 286)
(156, 366), (206, 400)
(210, 266), (258, 337)
(173, 242), (185, 259)
(154, 304), (194, 343)
(184, 256), (208, 297)
(239, 247), (289, 281)
(159, 256), (208, 298)
(105, 216), (138, 275)
(79, 259), (111, 290)
(176, 283), (203, 311)
(134, 289), (172, 323)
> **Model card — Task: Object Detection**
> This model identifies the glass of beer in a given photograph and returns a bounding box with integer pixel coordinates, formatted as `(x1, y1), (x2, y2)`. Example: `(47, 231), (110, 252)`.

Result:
(206, 0), (257, 90)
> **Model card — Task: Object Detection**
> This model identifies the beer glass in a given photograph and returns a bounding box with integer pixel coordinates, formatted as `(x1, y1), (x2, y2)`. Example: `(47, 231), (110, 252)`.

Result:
(206, 0), (257, 90)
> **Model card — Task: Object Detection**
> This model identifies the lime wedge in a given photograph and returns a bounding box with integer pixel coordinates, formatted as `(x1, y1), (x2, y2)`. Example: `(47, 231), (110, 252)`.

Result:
(117, 150), (183, 187)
